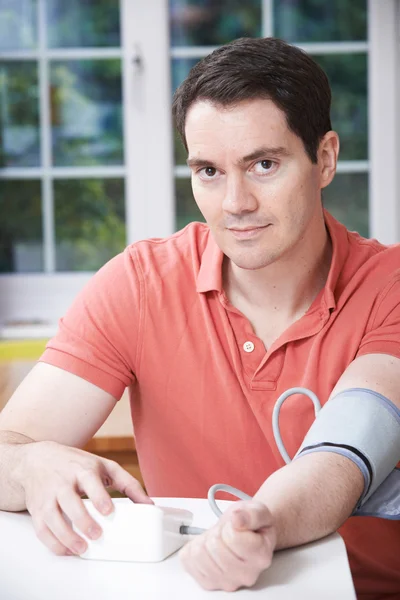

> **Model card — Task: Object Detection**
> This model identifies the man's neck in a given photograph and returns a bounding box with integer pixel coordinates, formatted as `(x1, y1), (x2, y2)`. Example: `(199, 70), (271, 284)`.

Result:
(223, 223), (332, 325)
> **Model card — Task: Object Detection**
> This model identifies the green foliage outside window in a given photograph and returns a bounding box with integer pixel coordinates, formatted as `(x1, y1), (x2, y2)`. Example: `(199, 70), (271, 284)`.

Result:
(50, 59), (123, 166)
(0, 62), (40, 167)
(54, 179), (126, 272)
(0, 180), (43, 273)
(46, 0), (120, 48)
(169, 0), (261, 46)
(0, 0), (37, 50)
(274, 0), (367, 42)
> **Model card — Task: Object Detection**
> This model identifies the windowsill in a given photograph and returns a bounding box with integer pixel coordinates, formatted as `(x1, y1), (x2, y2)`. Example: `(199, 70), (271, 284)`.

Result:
(0, 324), (58, 340)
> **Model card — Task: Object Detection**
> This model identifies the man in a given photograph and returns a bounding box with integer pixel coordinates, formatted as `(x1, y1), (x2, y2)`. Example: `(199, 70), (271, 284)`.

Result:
(1, 38), (399, 598)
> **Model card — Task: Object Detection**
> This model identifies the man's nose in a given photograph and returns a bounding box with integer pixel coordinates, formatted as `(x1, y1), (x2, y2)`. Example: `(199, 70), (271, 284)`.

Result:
(221, 175), (258, 214)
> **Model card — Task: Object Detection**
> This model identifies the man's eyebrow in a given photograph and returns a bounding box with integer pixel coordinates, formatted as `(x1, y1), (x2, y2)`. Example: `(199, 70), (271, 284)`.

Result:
(239, 146), (290, 165)
(186, 157), (217, 169)
(186, 146), (290, 169)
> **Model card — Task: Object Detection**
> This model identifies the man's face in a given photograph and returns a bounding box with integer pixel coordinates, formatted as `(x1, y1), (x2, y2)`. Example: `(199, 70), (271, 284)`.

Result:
(185, 98), (329, 271)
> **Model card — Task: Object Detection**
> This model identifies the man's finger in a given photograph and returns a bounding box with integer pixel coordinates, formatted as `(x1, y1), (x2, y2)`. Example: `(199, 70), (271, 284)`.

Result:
(103, 460), (153, 504)
(180, 537), (225, 591)
(32, 516), (73, 556)
(39, 503), (88, 555)
(57, 485), (103, 540)
(230, 500), (274, 531)
(221, 520), (275, 568)
(75, 466), (116, 516)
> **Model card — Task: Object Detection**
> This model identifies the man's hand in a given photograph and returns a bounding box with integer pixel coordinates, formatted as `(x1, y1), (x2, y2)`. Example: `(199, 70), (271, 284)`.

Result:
(14, 440), (152, 557)
(180, 500), (276, 592)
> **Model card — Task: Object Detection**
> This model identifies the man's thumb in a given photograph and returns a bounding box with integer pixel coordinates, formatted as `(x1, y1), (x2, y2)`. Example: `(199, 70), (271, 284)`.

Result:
(231, 501), (273, 531)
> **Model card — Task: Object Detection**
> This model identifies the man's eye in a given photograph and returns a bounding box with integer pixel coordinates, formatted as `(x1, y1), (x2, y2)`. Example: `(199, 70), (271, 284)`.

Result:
(253, 159), (275, 175)
(260, 160), (273, 170)
(203, 167), (216, 177)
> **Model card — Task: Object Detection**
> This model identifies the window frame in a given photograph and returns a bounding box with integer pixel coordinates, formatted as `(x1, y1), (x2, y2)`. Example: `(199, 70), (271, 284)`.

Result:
(368, 0), (400, 243)
(0, 0), (174, 335)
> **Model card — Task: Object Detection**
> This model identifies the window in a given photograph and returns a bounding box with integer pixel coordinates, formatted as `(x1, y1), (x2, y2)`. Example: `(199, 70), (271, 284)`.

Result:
(0, 0), (125, 276)
(0, 0), (173, 331)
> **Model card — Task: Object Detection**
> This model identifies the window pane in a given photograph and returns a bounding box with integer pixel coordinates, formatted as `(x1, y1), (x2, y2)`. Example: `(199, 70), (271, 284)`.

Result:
(172, 58), (198, 164)
(0, 180), (43, 273)
(315, 54), (367, 161)
(323, 173), (368, 237)
(274, 0), (367, 43)
(169, 0), (261, 46)
(0, 0), (37, 50)
(174, 126), (188, 165)
(0, 62), (40, 167)
(175, 177), (204, 231)
(46, 0), (120, 48)
(54, 178), (126, 271)
(50, 60), (123, 167)
(172, 57), (198, 94)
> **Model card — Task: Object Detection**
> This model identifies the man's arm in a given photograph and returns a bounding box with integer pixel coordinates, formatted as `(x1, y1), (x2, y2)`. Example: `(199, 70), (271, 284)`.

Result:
(0, 362), (151, 556)
(254, 352), (400, 549)
(0, 362), (117, 449)
(180, 353), (400, 591)
(0, 362), (118, 511)
(253, 449), (363, 549)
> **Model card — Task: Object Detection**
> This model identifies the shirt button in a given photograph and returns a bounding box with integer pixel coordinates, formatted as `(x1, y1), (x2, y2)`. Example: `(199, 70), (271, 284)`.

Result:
(243, 341), (255, 353)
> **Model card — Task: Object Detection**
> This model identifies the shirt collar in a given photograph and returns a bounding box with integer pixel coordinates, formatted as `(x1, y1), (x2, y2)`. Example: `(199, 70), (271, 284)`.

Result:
(196, 209), (350, 310)
(321, 209), (350, 311)
(196, 229), (224, 293)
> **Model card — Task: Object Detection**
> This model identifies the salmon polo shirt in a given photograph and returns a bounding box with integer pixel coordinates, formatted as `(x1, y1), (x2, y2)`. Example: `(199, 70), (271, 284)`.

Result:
(40, 210), (400, 598)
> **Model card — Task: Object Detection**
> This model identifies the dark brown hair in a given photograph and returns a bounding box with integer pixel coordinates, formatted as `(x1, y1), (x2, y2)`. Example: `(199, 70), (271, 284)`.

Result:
(172, 37), (332, 164)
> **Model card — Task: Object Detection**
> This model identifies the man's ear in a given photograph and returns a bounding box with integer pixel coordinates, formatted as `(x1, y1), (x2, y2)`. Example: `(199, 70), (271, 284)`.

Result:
(318, 131), (340, 189)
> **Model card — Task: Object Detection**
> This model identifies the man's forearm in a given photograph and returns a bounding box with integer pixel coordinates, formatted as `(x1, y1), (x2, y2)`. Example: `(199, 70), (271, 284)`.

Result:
(0, 431), (34, 512)
(254, 452), (364, 550)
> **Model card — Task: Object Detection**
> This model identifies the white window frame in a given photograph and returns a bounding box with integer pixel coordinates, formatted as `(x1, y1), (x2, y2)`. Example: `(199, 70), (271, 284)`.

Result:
(0, 0), (173, 336)
(368, 0), (400, 243)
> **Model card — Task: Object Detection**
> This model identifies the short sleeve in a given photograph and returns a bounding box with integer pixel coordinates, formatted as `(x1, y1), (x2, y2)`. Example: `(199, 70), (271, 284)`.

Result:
(39, 247), (142, 399)
(356, 276), (400, 360)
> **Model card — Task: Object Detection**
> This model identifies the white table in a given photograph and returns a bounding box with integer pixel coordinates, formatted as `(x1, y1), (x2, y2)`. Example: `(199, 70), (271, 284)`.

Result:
(0, 498), (356, 600)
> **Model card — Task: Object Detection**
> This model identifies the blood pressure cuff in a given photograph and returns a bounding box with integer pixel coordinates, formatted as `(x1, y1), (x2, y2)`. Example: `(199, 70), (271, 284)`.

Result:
(294, 388), (400, 519)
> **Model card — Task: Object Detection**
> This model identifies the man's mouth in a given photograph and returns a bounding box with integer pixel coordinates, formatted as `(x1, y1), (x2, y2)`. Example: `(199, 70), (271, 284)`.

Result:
(227, 224), (270, 239)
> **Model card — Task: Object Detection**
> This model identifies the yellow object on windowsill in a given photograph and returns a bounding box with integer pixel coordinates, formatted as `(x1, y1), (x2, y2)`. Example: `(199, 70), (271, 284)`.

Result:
(0, 339), (49, 362)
